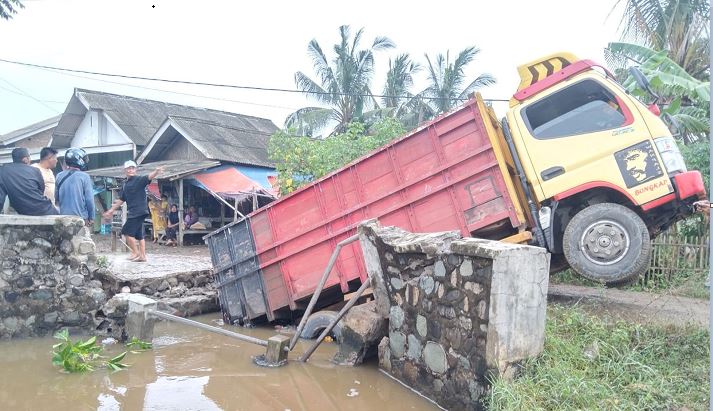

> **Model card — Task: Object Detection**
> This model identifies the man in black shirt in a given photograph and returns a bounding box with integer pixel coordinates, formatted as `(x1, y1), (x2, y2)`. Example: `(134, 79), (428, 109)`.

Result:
(103, 161), (163, 262)
(0, 148), (58, 216)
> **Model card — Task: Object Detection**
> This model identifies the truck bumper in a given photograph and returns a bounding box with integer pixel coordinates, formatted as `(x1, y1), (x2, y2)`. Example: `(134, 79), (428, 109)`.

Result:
(641, 171), (706, 212)
(672, 170), (706, 201)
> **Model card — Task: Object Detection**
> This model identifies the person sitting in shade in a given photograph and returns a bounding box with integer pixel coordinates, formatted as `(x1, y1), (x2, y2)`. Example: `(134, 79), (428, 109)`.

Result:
(165, 204), (180, 246)
(184, 206), (199, 229)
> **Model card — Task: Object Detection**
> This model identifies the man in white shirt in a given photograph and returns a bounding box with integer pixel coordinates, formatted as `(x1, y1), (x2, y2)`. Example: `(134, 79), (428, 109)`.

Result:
(32, 147), (58, 205)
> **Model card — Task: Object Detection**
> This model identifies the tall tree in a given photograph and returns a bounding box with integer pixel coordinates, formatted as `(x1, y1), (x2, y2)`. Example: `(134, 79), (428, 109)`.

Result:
(421, 47), (495, 116)
(382, 53), (421, 111)
(286, 25), (395, 136)
(613, 0), (710, 79)
(0, 0), (23, 20)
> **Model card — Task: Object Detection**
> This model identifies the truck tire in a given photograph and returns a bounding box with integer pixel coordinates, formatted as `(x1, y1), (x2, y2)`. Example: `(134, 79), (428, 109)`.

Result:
(299, 311), (343, 340)
(562, 203), (650, 285)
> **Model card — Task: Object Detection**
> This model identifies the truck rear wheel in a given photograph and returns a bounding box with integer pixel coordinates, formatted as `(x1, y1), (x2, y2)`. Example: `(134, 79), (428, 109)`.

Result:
(299, 311), (343, 340)
(563, 203), (650, 285)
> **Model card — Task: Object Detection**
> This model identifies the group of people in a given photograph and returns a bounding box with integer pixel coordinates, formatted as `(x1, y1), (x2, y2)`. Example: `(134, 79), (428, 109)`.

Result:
(0, 148), (164, 263)
(0, 147), (95, 223)
(148, 197), (202, 247)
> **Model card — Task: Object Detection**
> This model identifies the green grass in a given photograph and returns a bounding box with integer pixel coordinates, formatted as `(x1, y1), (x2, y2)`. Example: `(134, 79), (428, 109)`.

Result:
(487, 305), (710, 410)
(551, 268), (710, 300)
(631, 270), (710, 300)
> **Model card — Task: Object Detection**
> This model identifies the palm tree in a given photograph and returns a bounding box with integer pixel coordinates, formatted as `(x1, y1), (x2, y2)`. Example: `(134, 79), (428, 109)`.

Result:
(286, 25), (395, 136)
(420, 47), (496, 116)
(350, 53), (423, 132)
(613, 0), (709, 79)
(0, 0), (24, 20)
(382, 53), (421, 111)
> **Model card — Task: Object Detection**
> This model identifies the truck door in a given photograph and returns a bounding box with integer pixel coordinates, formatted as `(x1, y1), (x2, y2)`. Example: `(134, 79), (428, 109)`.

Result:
(510, 75), (673, 205)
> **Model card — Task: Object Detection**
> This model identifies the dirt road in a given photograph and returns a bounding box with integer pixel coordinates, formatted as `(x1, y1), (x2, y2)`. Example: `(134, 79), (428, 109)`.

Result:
(548, 284), (709, 328)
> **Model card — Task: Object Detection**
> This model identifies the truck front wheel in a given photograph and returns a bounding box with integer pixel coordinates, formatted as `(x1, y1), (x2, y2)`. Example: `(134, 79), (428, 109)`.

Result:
(562, 203), (650, 285)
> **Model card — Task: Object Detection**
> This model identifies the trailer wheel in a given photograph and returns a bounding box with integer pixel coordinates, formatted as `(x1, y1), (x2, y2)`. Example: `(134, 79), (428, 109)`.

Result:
(563, 203), (650, 285)
(299, 311), (343, 340)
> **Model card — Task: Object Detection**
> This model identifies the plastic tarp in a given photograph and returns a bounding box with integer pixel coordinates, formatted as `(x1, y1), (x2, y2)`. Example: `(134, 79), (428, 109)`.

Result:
(147, 182), (161, 199)
(234, 165), (276, 192)
(187, 166), (276, 202)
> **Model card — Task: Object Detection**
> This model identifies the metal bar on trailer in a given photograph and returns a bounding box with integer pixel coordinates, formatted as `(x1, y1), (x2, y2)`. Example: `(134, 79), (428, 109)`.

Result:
(289, 234), (359, 350)
(299, 279), (371, 362)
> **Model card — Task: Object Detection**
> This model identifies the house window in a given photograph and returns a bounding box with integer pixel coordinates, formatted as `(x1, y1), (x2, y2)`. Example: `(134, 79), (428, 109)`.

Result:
(523, 79), (629, 139)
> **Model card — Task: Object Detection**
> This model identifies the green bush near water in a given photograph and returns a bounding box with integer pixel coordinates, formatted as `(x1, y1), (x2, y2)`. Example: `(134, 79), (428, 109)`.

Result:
(487, 305), (710, 410)
(51, 330), (152, 373)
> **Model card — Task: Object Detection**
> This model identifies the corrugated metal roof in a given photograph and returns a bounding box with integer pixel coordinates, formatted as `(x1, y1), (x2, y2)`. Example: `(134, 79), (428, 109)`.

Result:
(169, 116), (273, 167)
(0, 115), (61, 146)
(86, 159), (220, 180)
(74, 89), (278, 147)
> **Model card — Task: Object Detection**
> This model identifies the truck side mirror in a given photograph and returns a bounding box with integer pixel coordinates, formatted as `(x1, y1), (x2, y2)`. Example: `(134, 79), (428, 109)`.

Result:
(628, 67), (659, 104)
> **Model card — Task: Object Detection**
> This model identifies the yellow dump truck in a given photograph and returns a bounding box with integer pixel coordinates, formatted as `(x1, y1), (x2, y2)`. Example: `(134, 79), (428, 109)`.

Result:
(498, 52), (705, 284)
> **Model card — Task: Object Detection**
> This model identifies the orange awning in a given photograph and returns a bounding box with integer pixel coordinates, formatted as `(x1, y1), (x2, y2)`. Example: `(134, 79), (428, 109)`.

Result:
(191, 167), (270, 200)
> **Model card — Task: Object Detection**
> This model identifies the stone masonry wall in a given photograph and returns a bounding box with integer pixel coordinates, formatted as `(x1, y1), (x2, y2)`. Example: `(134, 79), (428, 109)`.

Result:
(359, 221), (549, 411)
(0, 216), (218, 341)
(0, 215), (104, 339)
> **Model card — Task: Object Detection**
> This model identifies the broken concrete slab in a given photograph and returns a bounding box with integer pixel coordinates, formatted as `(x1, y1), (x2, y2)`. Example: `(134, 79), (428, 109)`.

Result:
(332, 300), (388, 366)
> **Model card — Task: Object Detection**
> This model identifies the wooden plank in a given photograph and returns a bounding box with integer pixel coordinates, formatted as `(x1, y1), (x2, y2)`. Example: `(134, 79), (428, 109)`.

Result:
(178, 179), (184, 246)
(501, 231), (533, 244)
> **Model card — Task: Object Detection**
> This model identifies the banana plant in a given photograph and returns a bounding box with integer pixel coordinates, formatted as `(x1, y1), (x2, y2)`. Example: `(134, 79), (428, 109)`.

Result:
(52, 329), (131, 373)
(606, 42), (709, 143)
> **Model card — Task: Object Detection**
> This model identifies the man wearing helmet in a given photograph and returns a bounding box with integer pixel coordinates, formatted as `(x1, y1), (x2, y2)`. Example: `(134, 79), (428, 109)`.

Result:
(56, 148), (95, 227)
(103, 161), (164, 262)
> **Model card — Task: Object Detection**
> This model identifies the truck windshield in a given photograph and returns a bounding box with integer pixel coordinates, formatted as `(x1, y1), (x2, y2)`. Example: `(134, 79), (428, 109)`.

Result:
(524, 79), (627, 139)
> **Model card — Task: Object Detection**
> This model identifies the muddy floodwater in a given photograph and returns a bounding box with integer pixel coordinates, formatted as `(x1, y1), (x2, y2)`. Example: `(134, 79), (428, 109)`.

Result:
(0, 314), (439, 410)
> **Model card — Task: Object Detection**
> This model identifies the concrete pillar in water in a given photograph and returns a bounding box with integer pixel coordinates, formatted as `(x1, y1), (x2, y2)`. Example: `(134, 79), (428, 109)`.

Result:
(126, 294), (158, 341)
(265, 335), (290, 365)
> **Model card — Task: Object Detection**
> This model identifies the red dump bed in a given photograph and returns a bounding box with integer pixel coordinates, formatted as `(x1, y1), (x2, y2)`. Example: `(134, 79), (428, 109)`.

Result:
(206, 97), (525, 324)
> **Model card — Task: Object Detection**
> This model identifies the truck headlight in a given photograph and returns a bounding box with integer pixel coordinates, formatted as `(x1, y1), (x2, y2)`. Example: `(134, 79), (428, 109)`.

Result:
(654, 137), (687, 174)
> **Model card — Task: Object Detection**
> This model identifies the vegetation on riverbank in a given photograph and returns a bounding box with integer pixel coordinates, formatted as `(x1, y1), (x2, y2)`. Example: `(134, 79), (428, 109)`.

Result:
(488, 304), (710, 410)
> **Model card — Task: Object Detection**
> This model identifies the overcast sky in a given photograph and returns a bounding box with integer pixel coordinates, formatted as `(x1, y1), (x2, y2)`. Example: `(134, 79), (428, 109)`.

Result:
(0, 0), (625, 135)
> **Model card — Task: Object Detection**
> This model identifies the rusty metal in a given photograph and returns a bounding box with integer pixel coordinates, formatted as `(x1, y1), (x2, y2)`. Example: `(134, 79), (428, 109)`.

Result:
(289, 234), (359, 350)
(298, 279), (371, 362)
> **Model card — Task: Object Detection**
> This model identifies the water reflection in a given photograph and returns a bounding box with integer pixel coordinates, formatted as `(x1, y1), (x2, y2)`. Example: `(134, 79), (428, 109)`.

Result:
(0, 314), (437, 410)
(144, 376), (220, 411)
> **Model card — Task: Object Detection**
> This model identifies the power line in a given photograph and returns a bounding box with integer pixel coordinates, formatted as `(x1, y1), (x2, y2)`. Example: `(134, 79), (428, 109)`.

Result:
(0, 78), (61, 113)
(0, 57), (510, 103)
(30, 65), (303, 112)
(0, 83), (65, 104)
